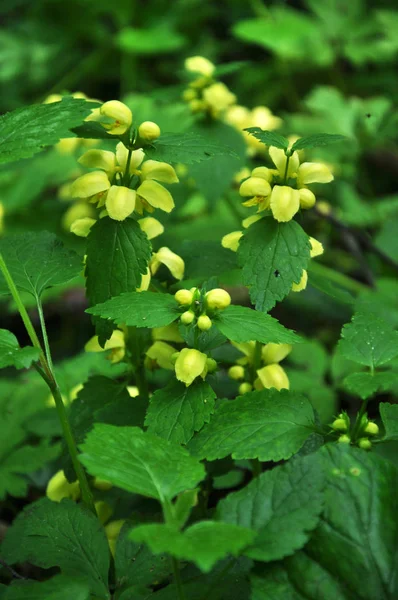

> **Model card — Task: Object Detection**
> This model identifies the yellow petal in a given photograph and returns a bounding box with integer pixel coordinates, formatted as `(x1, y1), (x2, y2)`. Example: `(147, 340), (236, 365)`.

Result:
(116, 142), (145, 171)
(309, 237), (324, 258)
(221, 231), (243, 252)
(250, 106), (282, 131)
(105, 520), (125, 556)
(137, 267), (151, 292)
(262, 343), (292, 365)
(146, 341), (176, 370)
(151, 247), (184, 280)
(85, 330), (125, 360)
(175, 348), (208, 386)
(140, 160), (179, 184)
(291, 270), (308, 292)
(78, 149), (116, 173)
(242, 214), (262, 228)
(239, 177), (271, 198)
(70, 171), (110, 199)
(203, 82), (236, 115)
(297, 162), (334, 185)
(299, 188), (316, 209)
(231, 340), (255, 361)
(256, 364), (289, 391)
(70, 217), (96, 237)
(138, 217), (164, 240)
(95, 501), (113, 524)
(137, 180), (175, 213)
(185, 56), (215, 77)
(56, 138), (80, 155)
(46, 470), (80, 502)
(251, 166), (274, 182)
(100, 100), (132, 135)
(106, 186), (136, 221)
(270, 185), (300, 222)
(127, 386), (139, 397)
(152, 323), (184, 343)
(269, 147), (299, 178)
(62, 202), (95, 231)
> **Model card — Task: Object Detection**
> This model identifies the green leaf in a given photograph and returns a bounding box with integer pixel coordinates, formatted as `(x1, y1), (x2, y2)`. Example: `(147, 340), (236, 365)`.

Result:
(4, 575), (90, 600)
(344, 371), (397, 400)
(116, 26), (186, 55)
(130, 521), (256, 573)
(79, 424), (205, 501)
(144, 132), (238, 165)
(237, 218), (311, 312)
(380, 402), (398, 441)
(217, 453), (324, 562)
(338, 310), (398, 368)
(1, 498), (110, 599)
(0, 231), (82, 298)
(244, 128), (289, 150)
(213, 305), (302, 345)
(145, 379), (216, 444)
(115, 523), (171, 590)
(86, 291), (180, 328)
(188, 389), (315, 461)
(0, 329), (40, 369)
(308, 268), (355, 304)
(181, 240), (237, 278)
(85, 218), (152, 342)
(0, 97), (98, 164)
(71, 120), (116, 140)
(290, 133), (347, 152)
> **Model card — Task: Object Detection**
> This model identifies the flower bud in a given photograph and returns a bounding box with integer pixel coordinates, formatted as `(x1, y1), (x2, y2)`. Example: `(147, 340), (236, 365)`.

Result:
(100, 100), (132, 135)
(239, 382), (253, 395)
(181, 311), (195, 325)
(93, 478), (113, 491)
(299, 188), (316, 209)
(221, 231), (243, 252)
(175, 289), (193, 306)
(228, 365), (245, 380)
(70, 217), (96, 237)
(364, 422), (379, 436)
(206, 357), (217, 373)
(309, 237), (324, 258)
(261, 343), (292, 365)
(106, 186), (136, 221)
(138, 121), (161, 141)
(46, 470), (80, 502)
(185, 56), (215, 77)
(256, 364), (289, 391)
(183, 89), (197, 102)
(205, 288), (231, 310)
(291, 270), (308, 293)
(358, 437), (372, 450)
(239, 177), (271, 199)
(198, 315), (212, 331)
(175, 348), (208, 386)
(331, 418), (348, 432)
(270, 185), (300, 222)
(338, 434), (351, 444)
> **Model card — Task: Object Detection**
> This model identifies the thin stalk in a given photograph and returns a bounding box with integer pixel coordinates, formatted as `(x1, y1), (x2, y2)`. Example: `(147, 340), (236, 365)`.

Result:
(123, 146), (134, 186)
(351, 398), (369, 443)
(171, 557), (187, 600)
(135, 362), (149, 401)
(282, 154), (290, 184)
(37, 297), (54, 373)
(309, 261), (368, 295)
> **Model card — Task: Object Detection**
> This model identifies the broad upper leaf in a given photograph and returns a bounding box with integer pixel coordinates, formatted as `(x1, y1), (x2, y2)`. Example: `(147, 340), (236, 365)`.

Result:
(213, 305), (301, 344)
(290, 133), (346, 152)
(145, 379), (216, 444)
(188, 389), (315, 461)
(1, 498), (110, 599)
(144, 132), (238, 165)
(79, 424), (205, 501)
(0, 231), (82, 298)
(343, 371), (397, 400)
(380, 402), (398, 441)
(244, 128), (289, 149)
(86, 291), (180, 328)
(4, 575), (91, 600)
(237, 218), (311, 312)
(217, 452), (325, 562)
(0, 329), (40, 369)
(0, 97), (97, 164)
(130, 521), (255, 573)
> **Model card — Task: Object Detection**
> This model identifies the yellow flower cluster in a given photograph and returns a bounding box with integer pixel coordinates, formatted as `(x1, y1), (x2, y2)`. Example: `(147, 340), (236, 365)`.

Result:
(175, 287), (231, 331)
(225, 105), (282, 156)
(228, 342), (292, 394)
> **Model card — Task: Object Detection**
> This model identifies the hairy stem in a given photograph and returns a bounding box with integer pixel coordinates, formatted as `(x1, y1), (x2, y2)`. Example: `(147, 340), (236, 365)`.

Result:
(171, 557), (186, 600)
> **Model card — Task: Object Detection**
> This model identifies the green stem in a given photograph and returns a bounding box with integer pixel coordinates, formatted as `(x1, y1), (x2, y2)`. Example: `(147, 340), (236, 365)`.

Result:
(123, 146), (134, 186)
(351, 398), (369, 443)
(309, 261), (368, 295)
(171, 557), (186, 600)
(135, 362), (149, 401)
(37, 297), (54, 373)
(282, 154), (290, 184)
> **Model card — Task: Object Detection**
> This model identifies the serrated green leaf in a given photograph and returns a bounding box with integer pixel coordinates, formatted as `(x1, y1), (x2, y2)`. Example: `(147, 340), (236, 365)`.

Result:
(0, 97), (97, 164)
(290, 133), (347, 152)
(213, 305), (301, 344)
(79, 424), (205, 501)
(188, 389), (315, 461)
(130, 521), (255, 573)
(86, 291), (180, 328)
(244, 128), (289, 149)
(0, 329), (40, 369)
(0, 231), (82, 298)
(144, 132), (238, 165)
(145, 379), (216, 444)
(1, 498), (110, 599)
(217, 453), (324, 562)
(338, 310), (398, 368)
(344, 371), (397, 399)
(85, 218), (152, 343)
(72, 120), (116, 140)
(237, 218), (311, 312)
(4, 575), (91, 600)
(380, 402), (398, 441)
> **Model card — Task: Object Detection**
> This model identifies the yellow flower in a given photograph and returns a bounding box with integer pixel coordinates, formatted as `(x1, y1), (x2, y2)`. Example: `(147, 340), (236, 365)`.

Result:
(105, 520), (126, 556)
(269, 147), (300, 180)
(228, 365), (245, 380)
(78, 149), (117, 175)
(205, 288), (231, 310)
(270, 185), (300, 222)
(62, 201), (96, 231)
(175, 289), (194, 306)
(136, 180), (175, 214)
(198, 315), (212, 331)
(297, 162), (334, 187)
(127, 386), (139, 397)
(70, 217), (96, 237)
(203, 82), (237, 118)
(46, 470), (80, 502)
(105, 186), (136, 221)
(140, 160), (179, 184)
(70, 171), (111, 206)
(255, 364), (289, 391)
(99, 100), (132, 135)
(150, 247), (185, 280)
(85, 329), (125, 363)
(138, 217), (165, 240)
(175, 348), (208, 386)
(116, 142), (145, 173)
(239, 175), (271, 212)
(298, 188), (316, 209)
(291, 270), (308, 292)
(221, 231), (243, 252)
(137, 267), (151, 292)
(309, 237), (324, 258)
(95, 501), (113, 525)
(261, 343), (292, 365)
(152, 323), (183, 343)
(185, 56), (215, 78)
(225, 105), (251, 130)
(146, 341), (176, 370)
(138, 121), (161, 141)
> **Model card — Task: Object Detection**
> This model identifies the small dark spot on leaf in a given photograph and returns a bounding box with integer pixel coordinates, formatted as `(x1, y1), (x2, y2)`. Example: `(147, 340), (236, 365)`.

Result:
(274, 270), (280, 278)
(365, 113), (371, 118)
